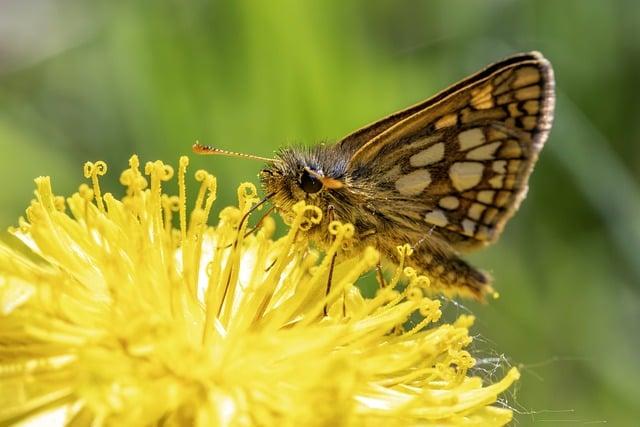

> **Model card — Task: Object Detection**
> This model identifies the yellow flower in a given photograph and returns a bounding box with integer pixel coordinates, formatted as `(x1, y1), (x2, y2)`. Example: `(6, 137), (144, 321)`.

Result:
(0, 156), (519, 426)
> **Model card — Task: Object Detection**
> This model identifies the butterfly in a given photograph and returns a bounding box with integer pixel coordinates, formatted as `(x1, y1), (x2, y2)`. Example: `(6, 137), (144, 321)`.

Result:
(195, 51), (555, 300)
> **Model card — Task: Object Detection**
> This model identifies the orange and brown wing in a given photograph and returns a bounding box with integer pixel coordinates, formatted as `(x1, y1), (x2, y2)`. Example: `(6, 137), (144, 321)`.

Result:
(343, 51), (555, 249)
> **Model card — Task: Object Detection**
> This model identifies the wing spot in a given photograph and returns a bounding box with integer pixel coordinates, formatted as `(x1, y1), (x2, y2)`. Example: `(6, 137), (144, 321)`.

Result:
(434, 114), (458, 129)
(404, 135), (441, 151)
(475, 225), (492, 240)
(493, 70), (512, 87)
(497, 92), (514, 105)
(522, 115), (538, 130)
(449, 162), (484, 191)
(468, 203), (486, 221)
(487, 128), (507, 141)
(523, 100), (540, 115)
(466, 141), (502, 160)
(398, 135), (442, 161)
(492, 160), (507, 174)
(483, 208), (499, 225)
(495, 191), (511, 207)
(461, 108), (507, 123)
(513, 67), (541, 89)
(410, 142), (445, 167)
(508, 160), (522, 174)
(489, 175), (504, 189)
(508, 102), (524, 118)
(499, 140), (522, 158)
(477, 190), (495, 204)
(470, 84), (494, 110)
(494, 79), (512, 96)
(439, 196), (460, 210)
(395, 169), (432, 196)
(461, 219), (477, 236)
(515, 85), (541, 101)
(424, 209), (449, 227)
(383, 165), (401, 181)
(458, 128), (486, 150)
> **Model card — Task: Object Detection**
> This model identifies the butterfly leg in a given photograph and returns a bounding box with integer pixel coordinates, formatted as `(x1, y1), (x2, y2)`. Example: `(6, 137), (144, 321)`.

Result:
(375, 262), (387, 288)
(323, 205), (342, 316)
(406, 247), (494, 301)
(323, 251), (338, 316)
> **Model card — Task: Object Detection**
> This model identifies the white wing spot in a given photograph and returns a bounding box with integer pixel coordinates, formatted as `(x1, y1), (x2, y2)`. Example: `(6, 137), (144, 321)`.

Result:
(439, 196), (460, 210)
(424, 209), (448, 227)
(410, 142), (445, 167)
(449, 162), (484, 191)
(466, 141), (502, 160)
(461, 219), (477, 236)
(458, 128), (486, 150)
(395, 169), (432, 196)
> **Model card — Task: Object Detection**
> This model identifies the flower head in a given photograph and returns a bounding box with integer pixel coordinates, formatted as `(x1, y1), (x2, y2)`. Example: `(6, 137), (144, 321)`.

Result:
(0, 156), (519, 426)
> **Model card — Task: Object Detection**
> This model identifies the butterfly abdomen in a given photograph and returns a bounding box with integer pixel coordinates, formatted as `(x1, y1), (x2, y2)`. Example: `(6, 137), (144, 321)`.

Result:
(405, 247), (494, 300)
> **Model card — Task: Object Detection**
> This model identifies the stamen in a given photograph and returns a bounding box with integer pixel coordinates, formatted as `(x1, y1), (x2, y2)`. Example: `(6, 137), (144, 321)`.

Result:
(145, 160), (174, 235)
(83, 161), (108, 213)
(178, 156), (189, 244)
(161, 195), (179, 233)
(194, 170), (217, 224)
(119, 155), (147, 216)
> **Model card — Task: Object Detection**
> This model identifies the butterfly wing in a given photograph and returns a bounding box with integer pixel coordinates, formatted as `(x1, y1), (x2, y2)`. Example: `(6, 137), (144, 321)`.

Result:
(343, 51), (554, 250)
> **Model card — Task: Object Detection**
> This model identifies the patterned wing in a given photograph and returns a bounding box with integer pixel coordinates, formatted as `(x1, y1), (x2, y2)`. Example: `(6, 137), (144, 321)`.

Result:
(345, 51), (555, 249)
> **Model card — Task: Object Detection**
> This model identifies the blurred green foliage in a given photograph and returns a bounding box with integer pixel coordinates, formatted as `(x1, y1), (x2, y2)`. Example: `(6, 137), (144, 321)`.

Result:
(1, 0), (638, 424)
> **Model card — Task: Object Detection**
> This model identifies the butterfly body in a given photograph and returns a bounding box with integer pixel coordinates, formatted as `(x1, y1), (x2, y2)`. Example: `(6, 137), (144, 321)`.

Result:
(208, 52), (555, 300)
(261, 138), (495, 298)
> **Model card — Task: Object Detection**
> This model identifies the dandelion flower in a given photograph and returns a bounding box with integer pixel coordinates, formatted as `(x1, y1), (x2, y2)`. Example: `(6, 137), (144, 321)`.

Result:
(0, 156), (519, 426)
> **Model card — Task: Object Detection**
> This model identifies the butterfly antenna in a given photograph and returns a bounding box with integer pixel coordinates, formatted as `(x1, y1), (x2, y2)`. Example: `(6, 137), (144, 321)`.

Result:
(193, 142), (278, 163)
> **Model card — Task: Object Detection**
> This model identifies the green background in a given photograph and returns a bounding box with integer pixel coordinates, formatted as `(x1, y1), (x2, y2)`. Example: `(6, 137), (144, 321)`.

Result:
(1, 1), (638, 424)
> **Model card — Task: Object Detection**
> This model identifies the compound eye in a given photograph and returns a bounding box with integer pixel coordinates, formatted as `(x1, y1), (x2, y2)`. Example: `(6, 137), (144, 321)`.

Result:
(300, 169), (323, 194)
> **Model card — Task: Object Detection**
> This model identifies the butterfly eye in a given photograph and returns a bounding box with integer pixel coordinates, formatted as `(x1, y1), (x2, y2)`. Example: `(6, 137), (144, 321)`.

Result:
(300, 169), (323, 194)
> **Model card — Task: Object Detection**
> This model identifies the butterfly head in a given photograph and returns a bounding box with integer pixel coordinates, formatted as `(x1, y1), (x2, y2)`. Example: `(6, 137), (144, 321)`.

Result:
(260, 146), (348, 214)
(192, 142), (349, 216)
